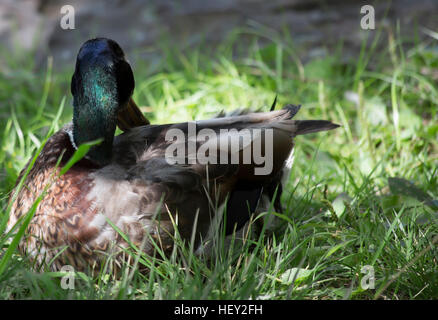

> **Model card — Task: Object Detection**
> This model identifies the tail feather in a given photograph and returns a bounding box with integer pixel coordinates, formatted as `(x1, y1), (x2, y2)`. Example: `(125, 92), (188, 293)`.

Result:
(282, 104), (301, 119)
(193, 104), (339, 136)
(270, 95), (278, 111)
(295, 120), (340, 135)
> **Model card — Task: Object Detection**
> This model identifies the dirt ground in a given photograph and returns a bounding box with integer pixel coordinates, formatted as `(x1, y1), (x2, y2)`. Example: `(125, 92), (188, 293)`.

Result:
(1, 0), (437, 68)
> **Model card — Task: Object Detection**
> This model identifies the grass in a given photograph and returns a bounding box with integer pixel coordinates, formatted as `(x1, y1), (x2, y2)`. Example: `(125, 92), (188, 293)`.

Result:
(0, 24), (437, 299)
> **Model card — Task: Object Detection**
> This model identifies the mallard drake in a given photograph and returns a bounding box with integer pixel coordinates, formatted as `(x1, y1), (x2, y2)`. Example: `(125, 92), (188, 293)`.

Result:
(7, 38), (339, 272)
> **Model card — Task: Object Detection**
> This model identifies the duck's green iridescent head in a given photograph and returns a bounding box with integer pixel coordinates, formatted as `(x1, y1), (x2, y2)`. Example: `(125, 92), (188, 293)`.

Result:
(71, 38), (134, 166)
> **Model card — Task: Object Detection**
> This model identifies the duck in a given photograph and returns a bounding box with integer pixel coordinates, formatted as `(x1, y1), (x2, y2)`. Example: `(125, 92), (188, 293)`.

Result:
(6, 38), (339, 272)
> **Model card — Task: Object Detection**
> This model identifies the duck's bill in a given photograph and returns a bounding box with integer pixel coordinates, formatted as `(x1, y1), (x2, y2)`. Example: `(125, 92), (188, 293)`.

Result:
(117, 98), (150, 131)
